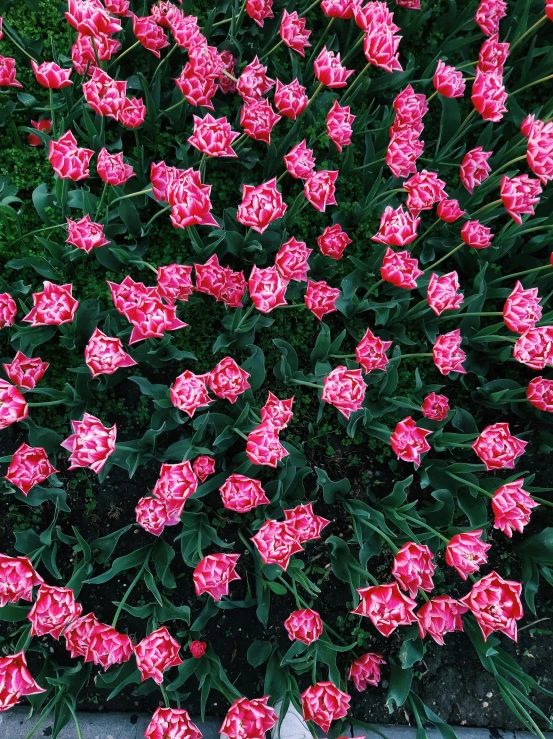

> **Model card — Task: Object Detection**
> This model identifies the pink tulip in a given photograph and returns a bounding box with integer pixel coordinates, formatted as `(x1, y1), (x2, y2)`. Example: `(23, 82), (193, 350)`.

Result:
(83, 68), (126, 119)
(404, 170), (447, 215)
(380, 247), (423, 289)
(170, 370), (212, 417)
(175, 63), (217, 109)
(246, 0), (274, 26)
(135, 627), (183, 684)
(500, 174), (542, 224)
(188, 114), (240, 157)
(474, 0), (507, 36)
(427, 271), (464, 315)
(460, 146), (493, 193)
(3, 352), (48, 390)
(355, 328), (392, 372)
(326, 100), (355, 152)
(318, 224), (352, 259)
(421, 392), (450, 420)
(237, 179), (287, 233)
(251, 520), (303, 570)
(0, 554), (43, 606)
(492, 479), (538, 537)
(0, 293), (17, 328)
(0, 652), (45, 711)
(352, 582), (418, 636)
(261, 392), (294, 429)
(478, 33), (509, 73)
(526, 118), (553, 184)
(280, 10), (311, 56)
(23, 281), (78, 326)
(146, 708), (202, 739)
(28, 584), (82, 639)
(283, 503), (330, 543)
(48, 131), (94, 180)
(460, 571), (522, 641)
(0, 55), (23, 88)
(514, 326), (553, 370)
(132, 13), (169, 56)
(503, 280), (542, 333)
(432, 329), (466, 375)
(85, 621), (134, 670)
(240, 99), (281, 145)
(31, 60), (72, 88)
(284, 140), (316, 179)
(527, 376), (553, 412)
(303, 170), (338, 212)
(246, 422), (289, 467)
(193, 553), (241, 601)
(322, 366), (366, 418)
(304, 279), (340, 320)
(157, 264), (195, 304)
(371, 205), (419, 247)
(136, 497), (170, 536)
(472, 69), (508, 122)
(219, 474), (270, 513)
(236, 56), (274, 103)
(208, 356), (251, 403)
(390, 417), (432, 466)
(417, 596), (468, 645)
(302, 682), (351, 733)
(97, 148), (134, 185)
(275, 237), (312, 282)
(66, 215), (110, 253)
(274, 78), (308, 120)
(363, 25), (403, 73)
(461, 219), (493, 249)
(349, 653), (386, 691)
(437, 198), (465, 222)
(4, 444), (56, 496)
(446, 530), (491, 580)
(472, 423), (527, 470)
(61, 412), (116, 473)
(193, 456), (216, 482)
(313, 47), (354, 88)
(433, 60), (465, 98)
(0, 381), (28, 430)
(65, 0), (122, 36)
(284, 609), (323, 645)
(392, 542), (435, 597)
(220, 697), (277, 739)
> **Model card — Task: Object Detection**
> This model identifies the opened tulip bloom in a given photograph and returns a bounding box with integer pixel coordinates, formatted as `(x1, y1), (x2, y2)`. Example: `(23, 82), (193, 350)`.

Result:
(67, 215), (110, 253)
(417, 596), (468, 645)
(0, 381), (28, 430)
(513, 326), (553, 370)
(427, 272), (464, 315)
(390, 417), (432, 465)
(355, 328), (392, 372)
(492, 479), (538, 537)
(251, 520), (303, 570)
(446, 530), (491, 580)
(318, 224), (352, 259)
(284, 608), (323, 645)
(305, 279), (340, 320)
(284, 503), (330, 543)
(97, 148), (134, 185)
(301, 682), (351, 733)
(503, 281), (542, 333)
(193, 553), (241, 601)
(170, 370), (212, 417)
(274, 78), (308, 120)
(421, 392), (450, 421)
(0, 652), (45, 712)
(472, 423), (527, 470)
(433, 329), (466, 375)
(275, 237), (312, 282)
(322, 366), (366, 418)
(280, 10), (311, 56)
(193, 455), (216, 482)
(146, 708), (202, 739)
(61, 412), (116, 473)
(23, 282), (79, 326)
(460, 147), (492, 193)
(352, 582), (418, 636)
(527, 376), (553, 412)
(208, 357), (250, 403)
(220, 697), (277, 739)
(433, 60), (465, 98)
(31, 60), (73, 88)
(135, 627), (183, 684)
(380, 248), (423, 289)
(3, 351), (49, 390)
(28, 584), (82, 639)
(349, 653), (386, 691)
(371, 205), (420, 247)
(500, 174), (542, 225)
(237, 179), (287, 233)
(0, 292), (17, 327)
(249, 266), (289, 312)
(460, 571), (523, 641)
(49, 130), (94, 180)
(219, 474), (270, 513)
(4, 444), (57, 495)
(284, 140), (316, 179)
(246, 422), (289, 468)
(0, 554), (43, 606)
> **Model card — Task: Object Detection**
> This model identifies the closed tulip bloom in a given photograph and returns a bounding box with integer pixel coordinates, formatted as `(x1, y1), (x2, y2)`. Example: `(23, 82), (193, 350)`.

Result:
(145, 708), (202, 739)
(246, 422), (289, 468)
(386, 127), (423, 177)
(326, 100), (355, 152)
(284, 140), (316, 179)
(188, 43), (223, 80)
(48, 130), (94, 180)
(390, 417), (432, 466)
(355, 328), (392, 372)
(471, 69), (508, 122)
(31, 60), (72, 88)
(404, 170), (447, 216)
(474, 0), (507, 36)
(85, 622), (134, 670)
(251, 520), (303, 570)
(208, 357), (251, 403)
(237, 179), (287, 233)
(135, 627), (183, 684)
(193, 553), (241, 601)
(314, 47), (354, 88)
(249, 266), (289, 312)
(65, 0), (122, 36)
(284, 503), (330, 543)
(97, 148), (134, 185)
(500, 174), (542, 224)
(71, 32), (121, 74)
(246, 0), (274, 26)
(193, 455), (216, 482)
(380, 248), (423, 289)
(472, 423), (527, 470)
(352, 582), (418, 636)
(274, 78), (308, 120)
(305, 279), (341, 320)
(0, 381), (28, 429)
(503, 281), (542, 333)
(318, 224), (352, 259)
(136, 496), (169, 536)
(5, 443), (57, 495)
(393, 83), (428, 124)
(461, 219), (493, 249)
(478, 33), (509, 73)
(513, 326), (553, 369)
(66, 215), (110, 253)
(28, 584), (82, 639)
(157, 264), (194, 304)
(153, 461), (198, 522)
(445, 530), (491, 580)
(437, 198), (465, 222)
(3, 352), (48, 390)
(132, 13), (169, 56)
(219, 269), (247, 308)
(168, 169), (217, 229)
(23, 282), (78, 326)
(427, 272), (464, 315)
(219, 474), (270, 513)
(220, 697), (277, 739)
(417, 596), (468, 645)
(322, 0), (362, 18)
(526, 119), (553, 185)
(275, 237), (312, 282)
(0, 56), (23, 87)
(0, 554), (43, 606)
(363, 26), (403, 73)
(261, 392), (294, 429)
(195, 254), (226, 299)
(371, 205), (420, 246)
(190, 640), (207, 658)
(393, 542), (435, 597)
(0, 292), (17, 327)
(349, 653), (386, 691)
(240, 99), (281, 145)
(421, 392), (450, 420)
(302, 682), (351, 733)
(304, 170), (338, 212)
(284, 609), (323, 645)
(527, 376), (553, 412)
(61, 412), (116, 473)
(236, 56), (275, 103)
(354, 1), (399, 31)
(433, 329), (466, 375)
(0, 652), (45, 712)
(322, 366), (366, 418)
(280, 10), (311, 56)
(188, 114), (240, 157)
(83, 68), (126, 119)
(460, 146), (493, 193)
(433, 60), (465, 98)
(175, 63), (217, 109)
(460, 571), (522, 641)
(492, 479), (538, 537)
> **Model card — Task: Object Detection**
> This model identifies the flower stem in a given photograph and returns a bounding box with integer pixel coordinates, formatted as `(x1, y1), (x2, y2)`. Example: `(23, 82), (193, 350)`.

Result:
(232, 428), (249, 441)
(222, 68), (238, 84)
(3, 25), (38, 62)
(306, 81), (325, 110)
(488, 263), (552, 285)
(108, 40), (142, 69)
(289, 379), (324, 390)
(95, 181), (108, 221)
(427, 89), (438, 103)
(259, 39), (284, 62)
(441, 311), (503, 318)
(471, 198), (502, 218)
(11, 222), (65, 246)
(446, 472), (494, 499)
(160, 684), (171, 708)
(65, 699), (83, 739)
(307, 17), (335, 67)
(144, 205), (171, 232)
(111, 552), (151, 627)
(341, 61), (370, 103)
(423, 242), (464, 273)
(363, 520), (399, 554)
(28, 399), (66, 407)
(110, 187), (152, 207)
(510, 15), (547, 52)
(401, 514), (449, 544)
(152, 43), (178, 81)
(512, 73), (553, 96)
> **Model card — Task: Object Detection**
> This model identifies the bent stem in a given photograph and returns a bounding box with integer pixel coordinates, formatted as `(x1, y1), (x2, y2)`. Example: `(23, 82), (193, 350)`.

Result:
(65, 699), (83, 739)
(28, 399), (66, 407)
(401, 514), (449, 544)
(363, 520), (399, 554)
(259, 38), (283, 62)
(108, 40), (141, 69)
(232, 428), (249, 441)
(289, 378), (324, 390)
(11, 222), (65, 246)
(471, 198), (502, 218)
(446, 472), (494, 499)
(24, 692), (64, 739)
(144, 205), (171, 232)
(441, 311), (502, 318)
(510, 15), (547, 52)
(307, 17), (335, 67)
(110, 187), (152, 207)
(423, 242), (464, 273)
(95, 182), (108, 221)
(160, 684), (171, 708)
(306, 81), (324, 111)
(488, 263), (552, 285)
(512, 73), (553, 96)
(111, 551), (152, 627)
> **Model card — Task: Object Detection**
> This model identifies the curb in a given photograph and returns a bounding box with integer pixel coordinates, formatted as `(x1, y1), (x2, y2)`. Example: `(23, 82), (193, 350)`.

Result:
(0, 711), (551, 739)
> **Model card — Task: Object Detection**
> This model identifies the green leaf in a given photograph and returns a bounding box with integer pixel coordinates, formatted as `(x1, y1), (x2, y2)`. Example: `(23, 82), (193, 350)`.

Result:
(386, 664), (412, 712)
(247, 640), (273, 667)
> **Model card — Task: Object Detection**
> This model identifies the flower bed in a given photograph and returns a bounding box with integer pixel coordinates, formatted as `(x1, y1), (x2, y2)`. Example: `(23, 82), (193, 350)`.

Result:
(0, 0), (553, 736)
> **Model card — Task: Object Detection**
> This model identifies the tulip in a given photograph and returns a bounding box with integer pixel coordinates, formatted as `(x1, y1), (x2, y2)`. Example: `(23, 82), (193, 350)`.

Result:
(275, 237), (312, 282)
(322, 366), (366, 418)
(472, 423), (528, 470)
(304, 279), (341, 320)
(193, 553), (241, 601)
(135, 627), (183, 684)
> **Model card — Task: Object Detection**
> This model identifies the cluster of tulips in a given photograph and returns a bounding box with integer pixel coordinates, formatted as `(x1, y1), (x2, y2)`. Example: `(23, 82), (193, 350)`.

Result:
(0, 0), (553, 734)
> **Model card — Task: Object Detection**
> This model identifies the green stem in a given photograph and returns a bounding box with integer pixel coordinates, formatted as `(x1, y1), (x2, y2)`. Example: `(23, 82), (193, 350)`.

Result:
(160, 684), (171, 708)
(389, 353), (433, 360)
(341, 61), (370, 103)
(235, 303), (255, 331)
(95, 181), (108, 221)
(11, 222), (65, 246)
(446, 472), (494, 499)
(363, 520), (399, 554)
(152, 43), (179, 81)
(491, 154), (527, 177)
(24, 693), (63, 739)
(441, 311), (503, 318)
(289, 379), (324, 390)
(307, 17), (335, 67)
(512, 73), (553, 96)
(233, 428), (249, 441)
(109, 187), (152, 207)
(402, 299), (429, 320)
(65, 699), (83, 739)
(311, 645), (318, 685)
(401, 514), (449, 544)
(4, 26), (38, 62)
(302, 0), (322, 14)
(361, 278), (384, 301)
(48, 88), (56, 138)
(161, 96), (187, 117)
(144, 205), (171, 232)
(28, 399), (66, 407)
(471, 198), (502, 218)
(306, 81), (325, 111)
(423, 242), (464, 273)
(111, 551), (151, 627)
(427, 89), (439, 103)
(510, 16), (547, 52)
(532, 495), (553, 509)
(259, 39), (284, 62)
(108, 40), (141, 69)
(488, 263), (552, 285)
(222, 68), (238, 84)
(417, 218), (439, 244)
